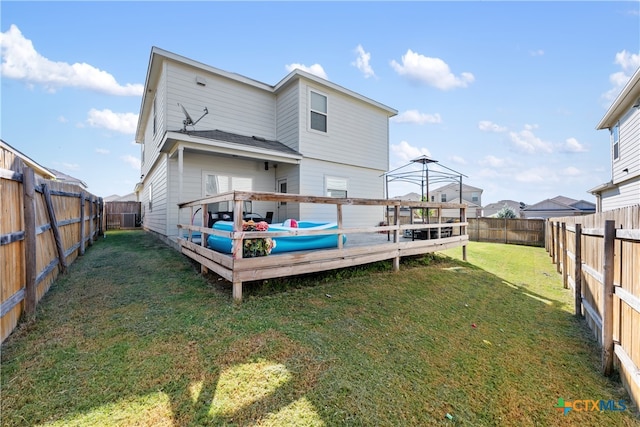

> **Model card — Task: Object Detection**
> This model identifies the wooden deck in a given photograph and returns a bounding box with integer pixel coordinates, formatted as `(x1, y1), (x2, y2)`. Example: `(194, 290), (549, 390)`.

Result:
(177, 191), (469, 301)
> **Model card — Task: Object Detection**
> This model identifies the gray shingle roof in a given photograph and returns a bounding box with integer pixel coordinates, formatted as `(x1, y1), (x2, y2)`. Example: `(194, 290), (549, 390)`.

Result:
(181, 129), (301, 156)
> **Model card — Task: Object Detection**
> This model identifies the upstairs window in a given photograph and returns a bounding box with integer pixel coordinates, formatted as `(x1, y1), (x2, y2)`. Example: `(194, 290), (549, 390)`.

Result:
(310, 91), (327, 132)
(441, 194), (447, 203)
(612, 122), (619, 160)
(472, 192), (479, 203)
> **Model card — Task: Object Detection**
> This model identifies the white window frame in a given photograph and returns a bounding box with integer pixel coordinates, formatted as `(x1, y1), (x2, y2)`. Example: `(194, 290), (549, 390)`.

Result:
(152, 96), (157, 136)
(441, 194), (447, 203)
(612, 122), (620, 161)
(471, 192), (479, 203)
(309, 89), (328, 134)
(325, 175), (348, 198)
(203, 172), (253, 211)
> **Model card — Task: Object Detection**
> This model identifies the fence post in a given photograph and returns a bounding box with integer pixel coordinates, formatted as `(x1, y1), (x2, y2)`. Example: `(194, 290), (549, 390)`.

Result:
(561, 222), (568, 289)
(602, 220), (615, 376)
(22, 167), (37, 316)
(574, 224), (582, 317)
(555, 221), (561, 273)
(79, 191), (85, 255)
(88, 195), (94, 247)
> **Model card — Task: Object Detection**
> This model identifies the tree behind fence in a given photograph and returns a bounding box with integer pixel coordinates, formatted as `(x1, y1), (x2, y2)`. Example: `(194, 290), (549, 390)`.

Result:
(1, 158), (102, 343)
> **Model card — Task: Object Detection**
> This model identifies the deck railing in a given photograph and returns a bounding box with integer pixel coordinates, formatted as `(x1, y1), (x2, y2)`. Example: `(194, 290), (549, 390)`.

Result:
(177, 191), (468, 301)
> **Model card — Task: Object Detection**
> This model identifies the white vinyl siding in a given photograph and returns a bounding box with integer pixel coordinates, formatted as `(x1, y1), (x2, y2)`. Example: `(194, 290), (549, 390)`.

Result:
(166, 152), (279, 237)
(612, 108), (640, 185)
(141, 67), (167, 178)
(164, 62), (276, 139)
(275, 83), (300, 151)
(298, 158), (385, 227)
(299, 81), (389, 171)
(140, 154), (168, 236)
(600, 177), (640, 211)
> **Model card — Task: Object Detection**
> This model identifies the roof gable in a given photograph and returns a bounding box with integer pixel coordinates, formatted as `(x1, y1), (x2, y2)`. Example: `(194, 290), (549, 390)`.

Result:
(597, 66), (640, 130)
(432, 182), (483, 193)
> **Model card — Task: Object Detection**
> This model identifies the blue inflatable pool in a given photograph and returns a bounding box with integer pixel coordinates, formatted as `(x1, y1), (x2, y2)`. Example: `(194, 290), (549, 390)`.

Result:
(207, 221), (346, 254)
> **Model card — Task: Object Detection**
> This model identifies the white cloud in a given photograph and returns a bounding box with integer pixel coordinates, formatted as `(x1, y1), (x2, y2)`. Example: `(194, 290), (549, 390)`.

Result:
(615, 49), (640, 71)
(57, 115), (68, 123)
(602, 50), (640, 103)
(477, 168), (502, 178)
(479, 155), (507, 168)
(96, 148), (110, 155)
(529, 49), (544, 57)
(390, 49), (474, 90)
(285, 63), (328, 80)
(450, 155), (467, 165)
(391, 109), (442, 125)
(515, 168), (548, 183)
(0, 25), (143, 96)
(121, 154), (141, 170)
(352, 44), (375, 79)
(509, 124), (553, 154)
(391, 140), (432, 163)
(62, 162), (80, 171)
(561, 166), (581, 176)
(478, 120), (507, 133)
(561, 137), (588, 153)
(86, 109), (138, 134)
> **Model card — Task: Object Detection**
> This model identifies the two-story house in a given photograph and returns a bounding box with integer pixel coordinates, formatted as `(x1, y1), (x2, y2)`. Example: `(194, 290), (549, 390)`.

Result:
(134, 47), (397, 241)
(429, 183), (483, 218)
(589, 66), (640, 211)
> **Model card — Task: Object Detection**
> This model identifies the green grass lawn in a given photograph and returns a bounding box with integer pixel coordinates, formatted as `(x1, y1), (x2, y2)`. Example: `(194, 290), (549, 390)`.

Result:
(1, 232), (637, 426)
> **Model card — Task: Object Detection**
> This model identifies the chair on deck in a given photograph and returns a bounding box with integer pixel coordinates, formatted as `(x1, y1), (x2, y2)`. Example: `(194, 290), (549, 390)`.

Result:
(265, 211), (274, 224)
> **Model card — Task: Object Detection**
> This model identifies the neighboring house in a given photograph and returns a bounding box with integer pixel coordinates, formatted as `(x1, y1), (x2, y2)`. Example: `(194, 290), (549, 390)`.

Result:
(441, 197), (483, 219)
(483, 200), (526, 218)
(589, 66), (640, 211)
(520, 195), (596, 219)
(46, 168), (88, 189)
(429, 183), (483, 218)
(104, 193), (138, 202)
(134, 47), (397, 241)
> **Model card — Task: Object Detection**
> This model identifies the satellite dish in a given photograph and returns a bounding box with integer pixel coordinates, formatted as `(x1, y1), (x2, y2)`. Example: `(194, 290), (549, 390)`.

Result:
(178, 103), (209, 132)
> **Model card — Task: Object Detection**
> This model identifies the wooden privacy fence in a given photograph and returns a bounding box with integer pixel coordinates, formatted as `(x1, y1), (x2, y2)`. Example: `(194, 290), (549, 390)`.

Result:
(468, 218), (545, 246)
(104, 201), (141, 230)
(547, 205), (640, 407)
(1, 166), (103, 343)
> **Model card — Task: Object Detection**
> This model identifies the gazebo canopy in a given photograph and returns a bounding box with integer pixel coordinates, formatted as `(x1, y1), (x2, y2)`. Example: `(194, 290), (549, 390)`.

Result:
(382, 155), (467, 201)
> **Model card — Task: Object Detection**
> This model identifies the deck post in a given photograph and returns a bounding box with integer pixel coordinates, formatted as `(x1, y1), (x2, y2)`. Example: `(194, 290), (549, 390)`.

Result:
(201, 202), (209, 274)
(337, 204), (343, 249)
(232, 198), (244, 302)
(393, 205), (400, 270)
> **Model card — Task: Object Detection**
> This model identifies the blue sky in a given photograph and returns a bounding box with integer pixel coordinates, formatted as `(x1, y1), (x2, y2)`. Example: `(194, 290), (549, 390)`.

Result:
(1, 1), (639, 205)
